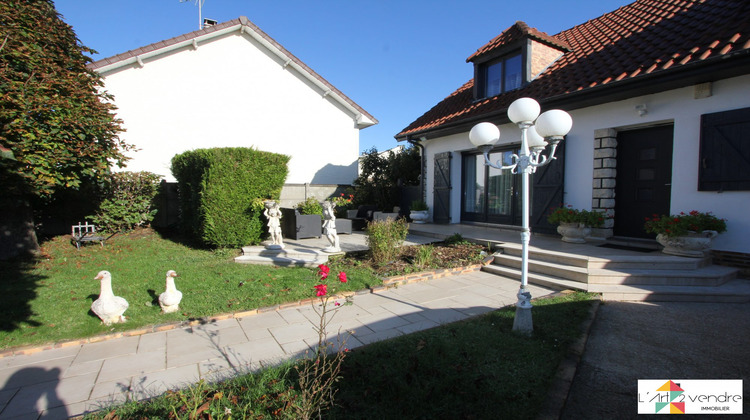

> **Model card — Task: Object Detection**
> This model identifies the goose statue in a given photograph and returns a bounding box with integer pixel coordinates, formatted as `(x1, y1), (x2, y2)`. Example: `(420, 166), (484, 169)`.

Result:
(92, 270), (129, 325)
(159, 270), (182, 313)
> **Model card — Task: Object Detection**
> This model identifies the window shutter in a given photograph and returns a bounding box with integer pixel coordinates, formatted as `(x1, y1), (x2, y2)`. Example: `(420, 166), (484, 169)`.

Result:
(699, 107), (750, 191)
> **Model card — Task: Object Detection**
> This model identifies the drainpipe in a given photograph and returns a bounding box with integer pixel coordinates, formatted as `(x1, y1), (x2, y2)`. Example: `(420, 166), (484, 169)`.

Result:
(407, 137), (426, 203)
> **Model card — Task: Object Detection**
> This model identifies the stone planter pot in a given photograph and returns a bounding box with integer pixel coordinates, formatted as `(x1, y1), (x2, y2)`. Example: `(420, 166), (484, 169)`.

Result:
(410, 210), (429, 224)
(656, 230), (718, 257)
(556, 222), (591, 243)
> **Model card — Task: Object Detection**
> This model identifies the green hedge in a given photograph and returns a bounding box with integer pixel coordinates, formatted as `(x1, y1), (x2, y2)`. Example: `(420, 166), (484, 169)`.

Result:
(89, 171), (163, 233)
(171, 148), (289, 248)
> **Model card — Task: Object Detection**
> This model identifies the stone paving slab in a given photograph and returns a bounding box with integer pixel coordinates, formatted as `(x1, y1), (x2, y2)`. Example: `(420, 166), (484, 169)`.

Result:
(0, 270), (555, 418)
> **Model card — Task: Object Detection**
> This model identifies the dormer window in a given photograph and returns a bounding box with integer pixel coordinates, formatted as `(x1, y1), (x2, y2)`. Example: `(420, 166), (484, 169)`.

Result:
(467, 21), (570, 101)
(484, 52), (523, 97)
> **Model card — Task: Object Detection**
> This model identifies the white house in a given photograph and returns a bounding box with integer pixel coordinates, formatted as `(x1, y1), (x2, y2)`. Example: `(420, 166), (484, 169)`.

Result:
(89, 16), (377, 190)
(396, 0), (750, 260)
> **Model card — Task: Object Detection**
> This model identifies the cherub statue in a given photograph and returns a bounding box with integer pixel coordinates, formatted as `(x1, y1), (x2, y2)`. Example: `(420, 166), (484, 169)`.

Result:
(264, 200), (284, 249)
(322, 200), (340, 253)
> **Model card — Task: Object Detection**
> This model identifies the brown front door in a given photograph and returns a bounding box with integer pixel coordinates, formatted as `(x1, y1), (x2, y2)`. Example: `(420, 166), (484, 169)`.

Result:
(614, 125), (674, 238)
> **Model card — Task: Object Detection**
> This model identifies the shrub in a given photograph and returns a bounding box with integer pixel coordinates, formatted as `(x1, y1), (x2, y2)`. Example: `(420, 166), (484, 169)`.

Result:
(330, 193), (355, 218)
(644, 210), (727, 237)
(444, 233), (470, 245)
(546, 205), (605, 228)
(366, 218), (409, 264)
(171, 148), (289, 248)
(296, 197), (323, 216)
(352, 146), (420, 211)
(410, 200), (428, 211)
(89, 171), (162, 233)
(414, 244), (435, 268)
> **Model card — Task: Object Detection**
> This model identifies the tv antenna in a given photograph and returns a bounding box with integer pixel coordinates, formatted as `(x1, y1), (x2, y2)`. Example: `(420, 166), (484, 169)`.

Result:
(180, 0), (207, 30)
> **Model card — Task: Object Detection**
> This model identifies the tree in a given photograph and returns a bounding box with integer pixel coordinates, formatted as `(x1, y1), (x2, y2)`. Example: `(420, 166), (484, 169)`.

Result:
(0, 1), (132, 258)
(0, 0), (131, 198)
(352, 145), (421, 211)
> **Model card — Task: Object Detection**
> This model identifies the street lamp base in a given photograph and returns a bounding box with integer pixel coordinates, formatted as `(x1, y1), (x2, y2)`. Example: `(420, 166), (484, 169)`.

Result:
(512, 306), (533, 335)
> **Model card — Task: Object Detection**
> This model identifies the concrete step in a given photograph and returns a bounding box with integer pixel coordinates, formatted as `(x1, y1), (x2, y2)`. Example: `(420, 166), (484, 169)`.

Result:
(491, 253), (589, 282)
(590, 279), (750, 303)
(498, 244), (591, 268)
(588, 265), (738, 286)
(490, 253), (737, 286)
(498, 243), (710, 270)
(234, 246), (329, 267)
(481, 264), (587, 292)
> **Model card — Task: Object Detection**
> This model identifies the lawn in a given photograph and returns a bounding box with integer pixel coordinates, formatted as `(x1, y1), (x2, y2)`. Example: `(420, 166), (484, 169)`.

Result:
(0, 228), (486, 350)
(0, 229), (382, 350)
(83, 291), (597, 419)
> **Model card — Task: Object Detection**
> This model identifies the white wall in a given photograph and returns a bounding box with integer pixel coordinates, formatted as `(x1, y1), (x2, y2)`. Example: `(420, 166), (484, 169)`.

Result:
(421, 74), (750, 253)
(100, 32), (361, 185)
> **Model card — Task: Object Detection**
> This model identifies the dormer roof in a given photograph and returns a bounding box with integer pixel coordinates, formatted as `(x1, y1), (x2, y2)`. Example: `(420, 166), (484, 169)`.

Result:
(467, 21), (570, 63)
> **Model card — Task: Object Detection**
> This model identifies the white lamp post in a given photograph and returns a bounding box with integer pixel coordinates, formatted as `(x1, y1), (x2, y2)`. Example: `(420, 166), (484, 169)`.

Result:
(469, 97), (572, 334)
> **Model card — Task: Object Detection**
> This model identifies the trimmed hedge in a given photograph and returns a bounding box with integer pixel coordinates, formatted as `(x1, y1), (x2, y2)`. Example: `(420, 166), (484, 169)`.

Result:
(171, 148), (290, 248)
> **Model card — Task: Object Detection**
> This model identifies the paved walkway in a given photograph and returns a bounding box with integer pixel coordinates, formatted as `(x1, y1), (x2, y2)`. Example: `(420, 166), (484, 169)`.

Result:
(560, 300), (750, 418)
(0, 269), (556, 419)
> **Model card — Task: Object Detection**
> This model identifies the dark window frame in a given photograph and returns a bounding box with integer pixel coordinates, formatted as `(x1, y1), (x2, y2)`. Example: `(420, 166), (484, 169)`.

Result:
(477, 51), (523, 99)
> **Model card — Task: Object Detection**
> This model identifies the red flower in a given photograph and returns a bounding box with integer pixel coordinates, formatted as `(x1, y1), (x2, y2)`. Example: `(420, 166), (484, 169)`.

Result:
(338, 272), (347, 283)
(314, 284), (327, 296)
(318, 264), (330, 280)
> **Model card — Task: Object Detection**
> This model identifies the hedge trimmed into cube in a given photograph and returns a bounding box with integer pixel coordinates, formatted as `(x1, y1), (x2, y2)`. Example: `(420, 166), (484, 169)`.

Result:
(171, 148), (289, 248)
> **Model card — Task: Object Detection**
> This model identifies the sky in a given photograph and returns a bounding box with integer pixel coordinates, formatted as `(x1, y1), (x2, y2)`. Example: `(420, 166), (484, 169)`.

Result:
(52, 0), (630, 154)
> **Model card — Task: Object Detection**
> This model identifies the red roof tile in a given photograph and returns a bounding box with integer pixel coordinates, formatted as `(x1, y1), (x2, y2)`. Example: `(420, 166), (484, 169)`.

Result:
(467, 21), (570, 62)
(397, 0), (750, 139)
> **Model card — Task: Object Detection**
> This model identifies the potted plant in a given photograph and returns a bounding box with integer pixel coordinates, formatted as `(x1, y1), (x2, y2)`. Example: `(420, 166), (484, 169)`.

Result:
(330, 193), (355, 218)
(644, 210), (727, 257)
(409, 200), (429, 224)
(547, 205), (605, 243)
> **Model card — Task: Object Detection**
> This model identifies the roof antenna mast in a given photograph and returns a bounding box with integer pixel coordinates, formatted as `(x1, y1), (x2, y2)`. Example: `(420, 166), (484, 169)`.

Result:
(180, 0), (207, 30)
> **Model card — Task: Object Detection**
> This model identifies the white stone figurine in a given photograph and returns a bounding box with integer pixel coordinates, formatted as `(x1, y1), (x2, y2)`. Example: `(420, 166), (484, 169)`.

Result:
(158, 270), (183, 314)
(92, 270), (129, 325)
(264, 200), (284, 249)
(322, 200), (341, 253)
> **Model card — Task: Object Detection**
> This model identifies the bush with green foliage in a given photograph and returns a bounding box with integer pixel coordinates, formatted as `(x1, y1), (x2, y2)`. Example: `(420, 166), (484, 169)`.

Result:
(410, 200), (428, 211)
(644, 210), (727, 237)
(296, 197), (323, 216)
(444, 233), (470, 245)
(547, 205), (605, 228)
(366, 218), (409, 264)
(0, 0), (132, 199)
(171, 148), (289, 248)
(88, 171), (162, 233)
(353, 146), (420, 211)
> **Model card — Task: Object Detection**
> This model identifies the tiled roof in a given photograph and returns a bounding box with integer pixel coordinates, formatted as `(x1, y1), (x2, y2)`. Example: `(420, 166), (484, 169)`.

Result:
(466, 21), (570, 63)
(397, 0), (750, 139)
(88, 17), (377, 126)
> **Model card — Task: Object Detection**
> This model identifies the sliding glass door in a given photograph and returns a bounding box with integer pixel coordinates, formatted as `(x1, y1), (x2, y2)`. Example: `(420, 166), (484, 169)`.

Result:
(462, 148), (524, 225)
